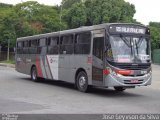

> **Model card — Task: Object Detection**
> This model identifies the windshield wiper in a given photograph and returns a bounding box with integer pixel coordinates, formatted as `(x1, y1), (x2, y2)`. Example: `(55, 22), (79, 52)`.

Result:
(135, 36), (143, 48)
(120, 34), (132, 48)
(119, 34), (134, 57)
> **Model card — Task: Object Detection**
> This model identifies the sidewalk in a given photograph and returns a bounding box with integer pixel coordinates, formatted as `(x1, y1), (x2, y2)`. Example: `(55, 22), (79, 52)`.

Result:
(0, 63), (15, 68)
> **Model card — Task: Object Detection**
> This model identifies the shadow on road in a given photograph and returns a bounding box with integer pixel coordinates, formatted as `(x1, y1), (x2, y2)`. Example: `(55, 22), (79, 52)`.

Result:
(20, 77), (144, 98)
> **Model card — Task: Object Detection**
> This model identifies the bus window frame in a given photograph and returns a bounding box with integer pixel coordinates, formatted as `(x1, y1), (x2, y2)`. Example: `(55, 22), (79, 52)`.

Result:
(47, 36), (59, 55)
(17, 41), (24, 54)
(60, 34), (74, 55)
(23, 40), (29, 54)
(74, 32), (91, 55)
(28, 39), (39, 54)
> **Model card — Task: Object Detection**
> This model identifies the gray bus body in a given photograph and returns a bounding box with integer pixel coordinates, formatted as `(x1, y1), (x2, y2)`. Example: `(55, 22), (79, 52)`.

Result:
(15, 23), (152, 91)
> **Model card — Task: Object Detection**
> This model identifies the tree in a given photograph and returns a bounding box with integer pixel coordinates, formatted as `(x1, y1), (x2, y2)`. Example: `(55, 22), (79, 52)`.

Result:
(85, 0), (136, 25)
(120, 1), (136, 22)
(0, 3), (17, 48)
(149, 22), (160, 28)
(149, 22), (160, 49)
(61, 0), (81, 9)
(63, 3), (87, 28)
(0, 1), (68, 49)
(62, 0), (136, 28)
(14, 1), (66, 35)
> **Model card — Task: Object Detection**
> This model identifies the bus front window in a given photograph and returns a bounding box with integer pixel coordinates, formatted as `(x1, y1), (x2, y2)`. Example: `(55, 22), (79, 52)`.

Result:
(107, 36), (150, 63)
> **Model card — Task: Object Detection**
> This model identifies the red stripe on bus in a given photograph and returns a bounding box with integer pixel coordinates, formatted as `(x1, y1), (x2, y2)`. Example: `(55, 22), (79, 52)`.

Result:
(41, 57), (48, 79)
(36, 56), (43, 78)
(46, 56), (53, 79)
(43, 58), (48, 79)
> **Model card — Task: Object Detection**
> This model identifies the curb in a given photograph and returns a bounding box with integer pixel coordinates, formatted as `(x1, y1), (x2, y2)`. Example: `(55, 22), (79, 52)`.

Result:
(0, 63), (15, 68)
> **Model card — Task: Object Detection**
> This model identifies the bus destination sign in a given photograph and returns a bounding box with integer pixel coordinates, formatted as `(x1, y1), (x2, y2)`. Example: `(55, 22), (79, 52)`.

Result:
(116, 27), (145, 34)
(109, 25), (147, 35)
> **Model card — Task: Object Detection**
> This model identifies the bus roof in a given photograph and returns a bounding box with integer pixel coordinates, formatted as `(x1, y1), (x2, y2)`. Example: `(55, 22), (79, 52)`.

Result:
(17, 23), (148, 42)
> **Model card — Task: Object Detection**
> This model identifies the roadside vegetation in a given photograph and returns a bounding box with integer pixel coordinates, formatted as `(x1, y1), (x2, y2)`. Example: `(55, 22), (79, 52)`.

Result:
(0, 0), (159, 63)
(0, 60), (15, 64)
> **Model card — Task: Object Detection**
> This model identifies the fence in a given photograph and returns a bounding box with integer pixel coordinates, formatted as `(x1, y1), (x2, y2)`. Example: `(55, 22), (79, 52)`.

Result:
(0, 51), (15, 61)
(152, 49), (160, 64)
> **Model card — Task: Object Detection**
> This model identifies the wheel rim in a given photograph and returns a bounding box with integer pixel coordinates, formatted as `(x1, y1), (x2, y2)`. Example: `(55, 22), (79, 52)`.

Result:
(32, 69), (37, 80)
(79, 76), (86, 89)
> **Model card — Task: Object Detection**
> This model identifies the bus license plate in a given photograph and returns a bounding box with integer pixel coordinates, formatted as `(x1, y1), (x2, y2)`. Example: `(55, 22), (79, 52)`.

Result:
(131, 80), (139, 83)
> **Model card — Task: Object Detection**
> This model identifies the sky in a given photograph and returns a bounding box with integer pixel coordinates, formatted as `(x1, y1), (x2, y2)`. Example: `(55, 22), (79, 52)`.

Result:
(0, 0), (160, 25)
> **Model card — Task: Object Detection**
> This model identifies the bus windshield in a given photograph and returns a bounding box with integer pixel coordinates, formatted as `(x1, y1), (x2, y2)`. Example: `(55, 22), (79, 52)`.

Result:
(107, 35), (150, 63)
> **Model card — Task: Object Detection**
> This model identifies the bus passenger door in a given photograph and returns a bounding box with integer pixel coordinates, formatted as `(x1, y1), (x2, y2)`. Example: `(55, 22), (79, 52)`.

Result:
(92, 30), (105, 86)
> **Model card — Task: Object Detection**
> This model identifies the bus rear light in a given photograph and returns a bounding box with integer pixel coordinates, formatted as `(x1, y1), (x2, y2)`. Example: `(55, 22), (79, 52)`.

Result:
(114, 70), (133, 75)
(87, 57), (92, 64)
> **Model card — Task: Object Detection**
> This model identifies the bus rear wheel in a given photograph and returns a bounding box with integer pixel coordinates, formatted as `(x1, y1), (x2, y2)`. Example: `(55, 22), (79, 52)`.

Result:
(114, 87), (126, 92)
(76, 71), (89, 92)
(31, 66), (39, 82)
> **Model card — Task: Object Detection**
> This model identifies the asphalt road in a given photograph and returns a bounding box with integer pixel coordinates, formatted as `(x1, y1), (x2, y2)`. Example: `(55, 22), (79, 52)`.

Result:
(0, 65), (160, 114)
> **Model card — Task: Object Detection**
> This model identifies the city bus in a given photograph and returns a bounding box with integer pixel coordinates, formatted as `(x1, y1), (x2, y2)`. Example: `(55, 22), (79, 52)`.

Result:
(15, 23), (152, 92)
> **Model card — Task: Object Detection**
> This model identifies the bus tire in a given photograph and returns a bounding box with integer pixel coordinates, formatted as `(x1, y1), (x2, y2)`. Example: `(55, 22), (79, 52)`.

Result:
(31, 66), (39, 82)
(76, 71), (89, 93)
(114, 87), (126, 92)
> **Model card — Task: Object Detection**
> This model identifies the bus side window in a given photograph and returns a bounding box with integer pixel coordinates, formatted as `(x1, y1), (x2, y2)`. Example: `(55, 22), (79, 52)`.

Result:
(60, 35), (73, 54)
(30, 39), (38, 47)
(23, 41), (29, 54)
(29, 40), (38, 54)
(75, 32), (91, 54)
(17, 41), (23, 54)
(38, 38), (47, 54)
(47, 37), (59, 55)
(39, 38), (46, 46)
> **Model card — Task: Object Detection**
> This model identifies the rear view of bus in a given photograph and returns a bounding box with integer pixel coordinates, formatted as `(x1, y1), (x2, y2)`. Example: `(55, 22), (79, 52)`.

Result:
(104, 24), (151, 91)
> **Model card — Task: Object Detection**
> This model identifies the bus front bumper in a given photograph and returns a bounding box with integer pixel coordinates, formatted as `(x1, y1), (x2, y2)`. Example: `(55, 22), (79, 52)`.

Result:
(104, 72), (152, 87)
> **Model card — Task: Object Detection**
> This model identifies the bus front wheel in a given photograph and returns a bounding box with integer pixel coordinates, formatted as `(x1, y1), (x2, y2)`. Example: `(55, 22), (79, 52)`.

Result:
(114, 87), (126, 92)
(76, 71), (89, 92)
(31, 66), (39, 82)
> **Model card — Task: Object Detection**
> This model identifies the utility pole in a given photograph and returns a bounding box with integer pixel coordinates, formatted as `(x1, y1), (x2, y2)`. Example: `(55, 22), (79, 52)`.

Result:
(7, 39), (10, 61)
(59, 4), (63, 31)
(0, 45), (1, 53)
(0, 45), (1, 61)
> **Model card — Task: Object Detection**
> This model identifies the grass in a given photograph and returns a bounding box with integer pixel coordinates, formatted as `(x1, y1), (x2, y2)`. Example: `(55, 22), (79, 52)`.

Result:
(0, 60), (15, 64)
